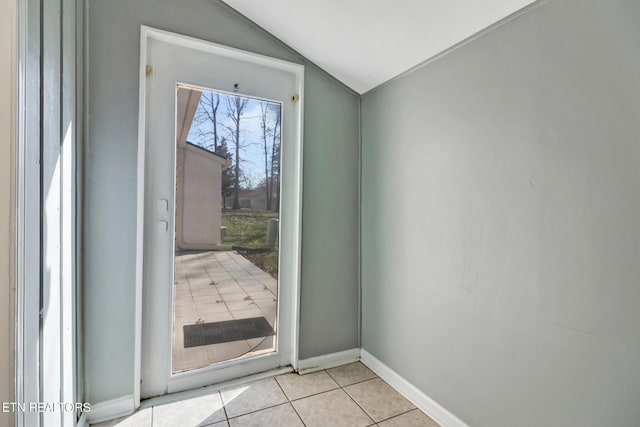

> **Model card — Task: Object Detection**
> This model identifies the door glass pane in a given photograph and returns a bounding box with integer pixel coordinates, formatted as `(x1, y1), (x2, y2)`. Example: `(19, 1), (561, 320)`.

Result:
(172, 84), (281, 373)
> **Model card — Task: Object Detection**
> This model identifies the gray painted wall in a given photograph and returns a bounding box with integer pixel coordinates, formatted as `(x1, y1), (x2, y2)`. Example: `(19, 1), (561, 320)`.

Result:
(361, 0), (640, 426)
(84, 0), (359, 403)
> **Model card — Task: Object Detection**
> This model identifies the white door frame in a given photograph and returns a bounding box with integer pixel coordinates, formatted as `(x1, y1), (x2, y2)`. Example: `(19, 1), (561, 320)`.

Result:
(15, 0), (41, 424)
(15, 0), (79, 425)
(134, 26), (304, 404)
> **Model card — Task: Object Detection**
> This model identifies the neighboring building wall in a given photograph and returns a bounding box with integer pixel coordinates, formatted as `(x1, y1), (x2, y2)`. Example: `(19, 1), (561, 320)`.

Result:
(176, 144), (225, 249)
(0, 1), (15, 426)
(245, 194), (267, 211)
(361, 0), (640, 426)
(228, 189), (273, 211)
(84, 0), (360, 404)
(239, 198), (253, 209)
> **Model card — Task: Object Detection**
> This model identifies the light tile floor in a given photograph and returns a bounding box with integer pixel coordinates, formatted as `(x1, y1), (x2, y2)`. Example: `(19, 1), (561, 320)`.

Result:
(91, 362), (440, 427)
(173, 251), (278, 372)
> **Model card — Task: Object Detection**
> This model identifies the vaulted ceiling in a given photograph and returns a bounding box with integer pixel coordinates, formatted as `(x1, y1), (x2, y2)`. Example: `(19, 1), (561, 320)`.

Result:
(221, 0), (537, 94)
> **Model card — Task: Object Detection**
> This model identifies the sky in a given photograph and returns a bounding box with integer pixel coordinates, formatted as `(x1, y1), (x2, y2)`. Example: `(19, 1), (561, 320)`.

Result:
(186, 90), (281, 189)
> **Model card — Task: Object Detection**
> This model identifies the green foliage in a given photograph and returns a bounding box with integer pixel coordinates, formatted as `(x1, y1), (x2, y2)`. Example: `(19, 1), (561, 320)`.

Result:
(222, 209), (278, 278)
(216, 138), (235, 205)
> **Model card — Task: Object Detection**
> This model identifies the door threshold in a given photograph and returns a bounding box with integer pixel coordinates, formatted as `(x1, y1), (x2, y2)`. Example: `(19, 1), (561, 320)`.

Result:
(139, 365), (294, 409)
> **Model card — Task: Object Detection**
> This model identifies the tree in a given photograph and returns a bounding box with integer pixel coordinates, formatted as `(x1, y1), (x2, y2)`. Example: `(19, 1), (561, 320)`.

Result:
(224, 95), (249, 209)
(259, 102), (281, 211)
(270, 106), (281, 212)
(192, 91), (222, 152)
(260, 103), (272, 210)
(216, 138), (235, 209)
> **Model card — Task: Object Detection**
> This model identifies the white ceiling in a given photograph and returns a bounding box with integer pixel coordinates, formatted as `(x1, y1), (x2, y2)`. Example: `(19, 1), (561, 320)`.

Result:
(221, 0), (537, 94)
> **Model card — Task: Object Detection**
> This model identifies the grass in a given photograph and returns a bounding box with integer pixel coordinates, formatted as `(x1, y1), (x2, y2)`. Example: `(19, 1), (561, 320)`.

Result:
(221, 208), (279, 278)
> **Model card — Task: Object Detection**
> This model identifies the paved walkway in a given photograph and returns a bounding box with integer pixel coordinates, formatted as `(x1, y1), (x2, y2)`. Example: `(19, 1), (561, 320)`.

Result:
(172, 250), (278, 372)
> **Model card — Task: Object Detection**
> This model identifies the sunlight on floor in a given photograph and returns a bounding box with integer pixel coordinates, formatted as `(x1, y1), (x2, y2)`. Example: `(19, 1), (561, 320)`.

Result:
(90, 362), (440, 427)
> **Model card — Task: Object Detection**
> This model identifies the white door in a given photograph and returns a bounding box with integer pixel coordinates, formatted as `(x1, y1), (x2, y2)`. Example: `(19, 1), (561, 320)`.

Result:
(138, 27), (303, 399)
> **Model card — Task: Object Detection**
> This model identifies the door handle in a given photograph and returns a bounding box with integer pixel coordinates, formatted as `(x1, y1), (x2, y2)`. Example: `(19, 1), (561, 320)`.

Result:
(156, 199), (169, 233)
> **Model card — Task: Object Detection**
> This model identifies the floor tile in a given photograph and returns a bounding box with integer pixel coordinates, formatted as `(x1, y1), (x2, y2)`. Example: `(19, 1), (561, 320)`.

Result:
(377, 409), (440, 427)
(94, 363), (426, 427)
(221, 377), (288, 418)
(228, 403), (303, 427)
(90, 407), (152, 427)
(276, 371), (339, 400)
(152, 392), (225, 426)
(292, 389), (373, 427)
(344, 378), (415, 422)
(327, 362), (378, 386)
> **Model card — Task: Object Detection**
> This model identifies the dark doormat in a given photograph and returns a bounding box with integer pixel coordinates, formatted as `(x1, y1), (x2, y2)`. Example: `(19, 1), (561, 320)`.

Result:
(183, 317), (274, 348)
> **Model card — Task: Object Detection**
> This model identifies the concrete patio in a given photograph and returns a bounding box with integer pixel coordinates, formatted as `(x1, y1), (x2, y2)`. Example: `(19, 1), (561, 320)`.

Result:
(172, 250), (278, 372)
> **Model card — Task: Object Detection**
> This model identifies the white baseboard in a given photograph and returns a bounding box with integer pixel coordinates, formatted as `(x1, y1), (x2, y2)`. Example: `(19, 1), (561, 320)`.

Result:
(80, 394), (135, 425)
(297, 348), (361, 374)
(360, 350), (469, 427)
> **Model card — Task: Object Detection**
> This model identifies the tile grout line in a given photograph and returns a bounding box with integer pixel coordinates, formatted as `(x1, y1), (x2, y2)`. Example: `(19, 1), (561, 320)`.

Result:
(373, 408), (422, 425)
(220, 390), (230, 425)
(339, 374), (427, 426)
(326, 367), (375, 386)
(339, 375), (379, 426)
(273, 376), (308, 427)
(226, 401), (298, 424)
(278, 368), (378, 427)
(286, 385), (342, 403)
(341, 390), (376, 426)
(218, 377), (293, 422)
(277, 371), (342, 403)
(140, 364), (425, 427)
